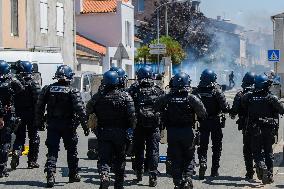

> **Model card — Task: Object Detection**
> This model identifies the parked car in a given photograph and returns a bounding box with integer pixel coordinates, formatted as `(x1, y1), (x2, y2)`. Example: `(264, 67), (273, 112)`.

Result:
(71, 71), (102, 105)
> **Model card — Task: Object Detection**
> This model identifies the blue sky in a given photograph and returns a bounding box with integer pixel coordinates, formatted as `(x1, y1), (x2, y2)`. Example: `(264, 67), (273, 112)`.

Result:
(200, 0), (284, 32)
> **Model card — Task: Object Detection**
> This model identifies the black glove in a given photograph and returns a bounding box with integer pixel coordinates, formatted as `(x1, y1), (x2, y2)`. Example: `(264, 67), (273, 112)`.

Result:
(126, 128), (134, 141)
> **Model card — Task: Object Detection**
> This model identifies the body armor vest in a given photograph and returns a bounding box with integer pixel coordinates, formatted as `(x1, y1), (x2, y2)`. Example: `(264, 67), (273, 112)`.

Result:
(248, 94), (275, 119)
(46, 85), (73, 119)
(134, 85), (160, 127)
(95, 90), (128, 128)
(197, 88), (220, 117)
(165, 94), (195, 127)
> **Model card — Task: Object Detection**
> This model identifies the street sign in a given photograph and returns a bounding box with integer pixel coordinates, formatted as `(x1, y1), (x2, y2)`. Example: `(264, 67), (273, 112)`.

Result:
(149, 49), (166, 55)
(149, 43), (166, 49)
(268, 50), (280, 62)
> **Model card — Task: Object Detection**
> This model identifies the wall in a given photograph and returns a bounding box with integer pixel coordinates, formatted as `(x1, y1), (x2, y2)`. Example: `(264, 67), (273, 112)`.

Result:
(76, 1), (135, 78)
(0, 0), (2, 46)
(27, 0), (75, 67)
(274, 17), (284, 93)
(76, 12), (121, 47)
(1, 0), (26, 48)
(120, 1), (135, 78)
(78, 59), (103, 74)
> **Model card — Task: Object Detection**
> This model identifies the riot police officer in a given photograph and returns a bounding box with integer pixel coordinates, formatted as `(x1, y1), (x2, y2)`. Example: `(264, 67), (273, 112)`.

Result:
(35, 65), (90, 187)
(11, 61), (41, 170)
(242, 75), (284, 184)
(192, 69), (230, 179)
(230, 72), (256, 180)
(0, 60), (24, 177)
(156, 72), (207, 189)
(128, 66), (164, 187)
(86, 71), (136, 189)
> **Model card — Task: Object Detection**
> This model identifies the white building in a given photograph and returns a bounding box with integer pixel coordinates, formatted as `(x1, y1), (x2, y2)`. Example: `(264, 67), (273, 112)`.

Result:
(272, 12), (284, 88)
(75, 0), (135, 78)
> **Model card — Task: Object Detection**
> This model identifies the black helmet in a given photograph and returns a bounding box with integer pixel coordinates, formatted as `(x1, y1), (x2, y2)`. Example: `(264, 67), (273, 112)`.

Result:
(110, 67), (127, 85)
(54, 65), (74, 80)
(172, 72), (191, 89)
(15, 60), (33, 74)
(0, 60), (11, 77)
(103, 71), (119, 86)
(200, 69), (217, 85)
(137, 66), (153, 80)
(242, 72), (255, 88)
(255, 75), (271, 90)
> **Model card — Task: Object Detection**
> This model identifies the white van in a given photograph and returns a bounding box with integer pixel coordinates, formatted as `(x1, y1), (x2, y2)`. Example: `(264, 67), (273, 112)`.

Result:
(0, 51), (63, 87)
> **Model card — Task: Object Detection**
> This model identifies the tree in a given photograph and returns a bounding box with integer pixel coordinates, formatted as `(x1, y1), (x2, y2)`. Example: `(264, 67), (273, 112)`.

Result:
(137, 0), (215, 60)
(135, 36), (186, 65)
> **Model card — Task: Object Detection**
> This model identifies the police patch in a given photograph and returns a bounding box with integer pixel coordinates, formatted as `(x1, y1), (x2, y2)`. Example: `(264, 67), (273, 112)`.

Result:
(50, 86), (70, 93)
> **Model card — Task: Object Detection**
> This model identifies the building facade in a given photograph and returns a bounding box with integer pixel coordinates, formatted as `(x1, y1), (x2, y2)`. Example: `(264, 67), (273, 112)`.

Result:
(76, 0), (135, 78)
(0, 0), (27, 49)
(272, 12), (284, 93)
(0, 0), (75, 67)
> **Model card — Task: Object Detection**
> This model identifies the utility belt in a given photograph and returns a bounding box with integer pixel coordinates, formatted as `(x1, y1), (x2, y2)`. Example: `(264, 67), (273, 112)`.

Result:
(206, 114), (226, 128)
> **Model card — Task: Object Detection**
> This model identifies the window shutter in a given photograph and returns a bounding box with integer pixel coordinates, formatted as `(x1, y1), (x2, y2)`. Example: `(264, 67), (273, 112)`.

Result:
(11, 0), (19, 36)
(56, 2), (64, 37)
(40, 0), (48, 34)
(125, 21), (132, 47)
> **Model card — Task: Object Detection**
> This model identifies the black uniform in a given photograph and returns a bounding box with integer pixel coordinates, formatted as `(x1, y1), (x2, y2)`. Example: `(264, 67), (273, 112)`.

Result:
(13, 76), (41, 164)
(128, 81), (164, 177)
(229, 72), (235, 88)
(192, 84), (230, 173)
(86, 87), (136, 188)
(156, 89), (207, 186)
(242, 91), (284, 180)
(231, 88), (254, 177)
(0, 76), (24, 175)
(35, 81), (88, 177)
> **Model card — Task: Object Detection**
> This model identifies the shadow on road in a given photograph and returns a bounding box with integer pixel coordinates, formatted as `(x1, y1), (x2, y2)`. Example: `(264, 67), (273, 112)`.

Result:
(0, 181), (46, 188)
(201, 176), (263, 188)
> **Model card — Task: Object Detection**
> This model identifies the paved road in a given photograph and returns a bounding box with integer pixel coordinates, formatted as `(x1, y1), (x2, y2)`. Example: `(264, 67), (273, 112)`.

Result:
(0, 90), (282, 189)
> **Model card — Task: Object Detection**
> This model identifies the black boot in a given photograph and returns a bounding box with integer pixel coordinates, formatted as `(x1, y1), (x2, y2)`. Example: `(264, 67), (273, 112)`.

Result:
(135, 170), (143, 182)
(267, 172), (274, 184)
(46, 172), (55, 188)
(245, 171), (254, 180)
(181, 177), (193, 189)
(10, 151), (20, 170)
(28, 161), (40, 169)
(256, 165), (269, 184)
(99, 173), (110, 189)
(149, 173), (157, 187)
(166, 160), (173, 176)
(199, 162), (207, 180)
(210, 168), (219, 177)
(69, 173), (81, 183)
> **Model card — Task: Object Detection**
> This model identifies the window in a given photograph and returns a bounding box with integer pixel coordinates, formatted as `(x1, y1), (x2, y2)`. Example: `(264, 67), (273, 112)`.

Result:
(40, 0), (48, 34)
(137, 0), (144, 12)
(11, 0), (18, 36)
(56, 2), (64, 37)
(125, 21), (132, 47)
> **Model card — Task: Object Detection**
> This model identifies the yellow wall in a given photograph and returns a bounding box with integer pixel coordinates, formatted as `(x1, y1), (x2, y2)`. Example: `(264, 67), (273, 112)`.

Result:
(2, 0), (26, 49)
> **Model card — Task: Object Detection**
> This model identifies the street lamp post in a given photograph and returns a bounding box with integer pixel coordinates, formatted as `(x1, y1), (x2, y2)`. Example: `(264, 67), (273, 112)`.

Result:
(155, 0), (188, 73)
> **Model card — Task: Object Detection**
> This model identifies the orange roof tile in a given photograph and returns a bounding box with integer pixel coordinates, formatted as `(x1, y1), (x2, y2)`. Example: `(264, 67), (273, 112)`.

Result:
(81, 0), (130, 14)
(76, 34), (106, 55)
(81, 0), (117, 14)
